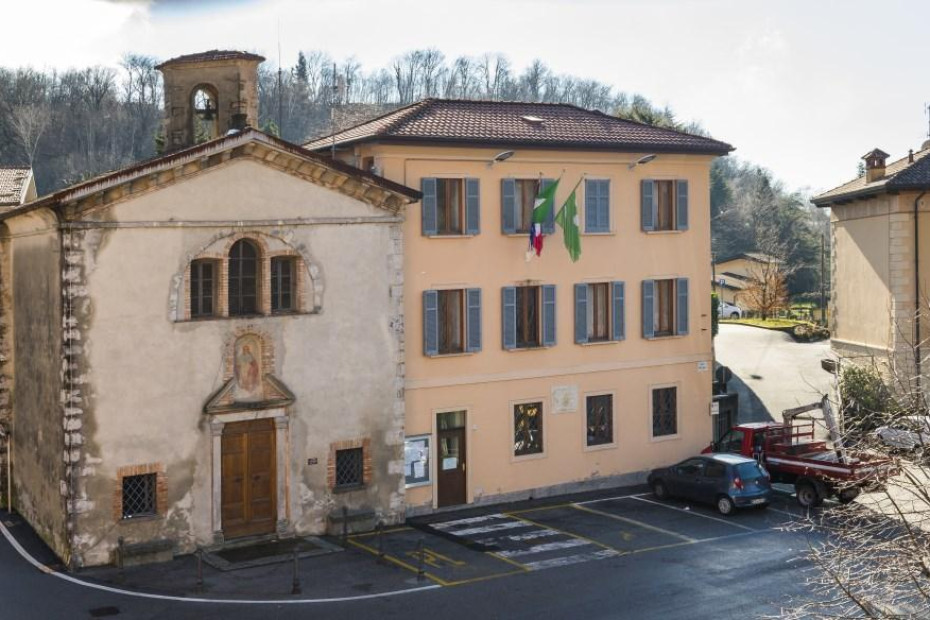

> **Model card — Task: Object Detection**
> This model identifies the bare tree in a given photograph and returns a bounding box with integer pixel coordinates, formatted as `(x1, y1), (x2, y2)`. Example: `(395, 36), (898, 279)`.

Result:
(9, 103), (50, 168)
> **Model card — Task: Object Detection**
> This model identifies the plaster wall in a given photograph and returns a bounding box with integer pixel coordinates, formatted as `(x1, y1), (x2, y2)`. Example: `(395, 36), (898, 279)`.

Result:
(67, 160), (405, 566)
(347, 144), (715, 510)
(6, 211), (68, 558)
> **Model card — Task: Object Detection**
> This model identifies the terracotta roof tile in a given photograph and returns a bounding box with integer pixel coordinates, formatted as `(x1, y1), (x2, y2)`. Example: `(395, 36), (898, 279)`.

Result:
(156, 50), (265, 70)
(0, 167), (32, 206)
(305, 99), (733, 155)
(813, 147), (930, 205)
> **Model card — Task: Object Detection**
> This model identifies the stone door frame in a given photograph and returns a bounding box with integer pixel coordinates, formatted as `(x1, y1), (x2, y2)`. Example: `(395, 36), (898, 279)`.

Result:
(209, 407), (290, 544)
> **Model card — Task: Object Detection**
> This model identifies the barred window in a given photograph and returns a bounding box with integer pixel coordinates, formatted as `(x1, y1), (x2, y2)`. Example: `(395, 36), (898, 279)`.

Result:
(586, 394), (613, 446)
(121, 473), (157, 519)
(190, 259), (216, 318)
(652, 387), (678, 437)
(335, 448), (364, 488)
(228, 239), (259, 316)
(514, 401), (543, 456)
(271, 257), (296, 313)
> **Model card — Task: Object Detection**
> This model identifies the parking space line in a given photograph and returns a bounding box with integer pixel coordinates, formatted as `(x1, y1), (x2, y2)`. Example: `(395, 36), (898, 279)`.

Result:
(502, 512), (621, 554)
(765, 506), (801, 518)
(349, 526), (412, 538)
(429, 514), (506, 529)
(346, 538), (451, 586)
(630, 496), (758, 532)
(505, 503), (574, 515)
(571, 504), (697, 542)
(573, 493), (650, 506)
(487, 551), (532, 572)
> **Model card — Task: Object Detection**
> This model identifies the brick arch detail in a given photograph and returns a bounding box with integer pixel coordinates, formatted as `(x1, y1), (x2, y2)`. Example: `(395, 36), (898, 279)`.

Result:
(169, 230), (324, 322)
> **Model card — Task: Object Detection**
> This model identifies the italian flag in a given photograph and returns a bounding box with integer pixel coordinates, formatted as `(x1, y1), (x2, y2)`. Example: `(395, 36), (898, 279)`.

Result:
(529, 177), (561, 257)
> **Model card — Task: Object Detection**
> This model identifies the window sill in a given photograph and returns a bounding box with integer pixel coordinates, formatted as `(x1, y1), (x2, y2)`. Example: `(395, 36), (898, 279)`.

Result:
(647, 334), (685, 340)
(119, 514), (163, 524)
(644, 229), (685, 235)
(180, 310), (318, 323)
(426, 351), (475, 359)
(582, 231), (615, 236)
(584, 442), (617, 453)
(579, 340), (618, 347)
(506, 344), (551, 352)
(332, 484), (366, 495)
(425, 234), (477, 239)
(650, 433), (681, 444)
(512, 451), (546, 463)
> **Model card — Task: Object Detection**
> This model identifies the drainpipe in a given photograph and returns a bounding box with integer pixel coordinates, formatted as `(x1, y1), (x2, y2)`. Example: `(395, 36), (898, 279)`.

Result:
(915, 191), (926, 396)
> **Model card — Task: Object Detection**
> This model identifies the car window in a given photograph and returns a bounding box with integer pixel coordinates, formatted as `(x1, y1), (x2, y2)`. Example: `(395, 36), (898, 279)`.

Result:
(676, 459), (705, 476)
(736, 462), (766, 481)
(704, 462), (726, 478)
(718, 429), (745, 453)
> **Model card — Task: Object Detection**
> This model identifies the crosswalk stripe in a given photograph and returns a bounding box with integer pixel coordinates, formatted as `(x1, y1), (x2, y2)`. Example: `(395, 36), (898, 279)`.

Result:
(448, 520), (532, 537)
(496, 538), (591, 558)
(429, 513), (506, 530)
(522, 549), (620, 570)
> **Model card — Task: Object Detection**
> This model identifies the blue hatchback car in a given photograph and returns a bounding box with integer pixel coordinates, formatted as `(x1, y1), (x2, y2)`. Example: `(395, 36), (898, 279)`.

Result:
(647, 453), (772, 515)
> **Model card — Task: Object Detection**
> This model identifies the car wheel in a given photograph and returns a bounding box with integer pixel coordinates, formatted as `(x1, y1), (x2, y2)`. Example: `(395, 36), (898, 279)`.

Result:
(652, 480), (669, 500)
(716, 495), (735, 515)
(837, 487), (861, 504)
(729, 312), (739, 319)
(796, 482), (823, 508)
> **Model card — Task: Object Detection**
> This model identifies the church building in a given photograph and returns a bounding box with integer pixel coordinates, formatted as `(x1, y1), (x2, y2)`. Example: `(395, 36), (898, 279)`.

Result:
(0, 51), (418, 567)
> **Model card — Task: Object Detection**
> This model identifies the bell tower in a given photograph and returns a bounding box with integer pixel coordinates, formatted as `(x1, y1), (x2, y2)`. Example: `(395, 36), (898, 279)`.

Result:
(156, 50), (265, 152)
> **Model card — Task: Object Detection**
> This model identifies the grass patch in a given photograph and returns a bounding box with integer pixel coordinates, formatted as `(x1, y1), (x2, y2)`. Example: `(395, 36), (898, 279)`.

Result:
(722, 318), (805, 329)
(720, 317), (830, 342)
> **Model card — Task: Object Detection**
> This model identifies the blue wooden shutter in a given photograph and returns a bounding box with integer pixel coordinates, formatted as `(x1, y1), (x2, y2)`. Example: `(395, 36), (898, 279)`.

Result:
(466, 288), (482, 352)
(421, 178), (438, 236)
(542, 284), (557, 346)
(501, 179), (516, 234)
(676, 277), (689, 336)
(423, 290), (439, 356)
(676, 180), (689, 231)
(584, 179), (597, 232)
(541, 178), (556, 234)
(641, 180), (655, 231)
(574, 283), (588, 344)
(612, 281), (625, 341)
(642, 280), (655, 339)
(502, 286), (517, 350)
(597, 180), (610, 232)
(465, 178), (480, 235)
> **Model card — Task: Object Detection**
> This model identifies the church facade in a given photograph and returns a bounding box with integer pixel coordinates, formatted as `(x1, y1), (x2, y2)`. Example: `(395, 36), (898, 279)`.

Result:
(1, 52), (418, 567)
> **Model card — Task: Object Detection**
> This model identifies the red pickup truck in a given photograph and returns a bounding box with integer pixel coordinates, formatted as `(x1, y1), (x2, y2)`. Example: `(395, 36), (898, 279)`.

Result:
(705, 398), (895, 507)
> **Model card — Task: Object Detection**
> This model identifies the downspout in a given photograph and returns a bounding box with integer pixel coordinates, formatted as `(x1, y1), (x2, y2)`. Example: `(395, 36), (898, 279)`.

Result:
(915, 191), (926, 391)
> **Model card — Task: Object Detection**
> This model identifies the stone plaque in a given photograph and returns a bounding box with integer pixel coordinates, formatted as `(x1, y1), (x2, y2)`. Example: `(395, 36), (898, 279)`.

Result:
(551, 385), (579, 414)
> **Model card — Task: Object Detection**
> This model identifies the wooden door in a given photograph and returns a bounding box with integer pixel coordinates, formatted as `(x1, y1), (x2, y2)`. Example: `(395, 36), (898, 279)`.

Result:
(221, 419), (276, 539)
(437, 412), (467, 508)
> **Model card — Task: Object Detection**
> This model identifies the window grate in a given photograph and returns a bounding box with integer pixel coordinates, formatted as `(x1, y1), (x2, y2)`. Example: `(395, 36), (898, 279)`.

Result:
(652, 387), (678, 437)
(335, 448), (364, 488)
(122, 473), (157, 519)
(586, 394), (613, 446)
(514, 401), (544, 456)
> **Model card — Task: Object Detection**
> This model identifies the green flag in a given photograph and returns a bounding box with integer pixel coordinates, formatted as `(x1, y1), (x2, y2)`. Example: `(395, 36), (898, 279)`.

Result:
(554, 185), (581, 262)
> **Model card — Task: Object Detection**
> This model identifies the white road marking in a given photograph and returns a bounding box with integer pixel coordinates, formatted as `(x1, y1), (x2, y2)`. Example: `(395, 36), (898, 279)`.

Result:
(573, 493), (650, 506)
(572, 504), (697, 542)
(765, 506), (801, 518)
(496, 538), (591, 558)
(522, 549), (620, 570)
(498, 529), (561, 542)
(429, 513), (506, 530)
(0, 518), (440, 604)
(447, 520), (532, 536)
(630, 496), (758, 532)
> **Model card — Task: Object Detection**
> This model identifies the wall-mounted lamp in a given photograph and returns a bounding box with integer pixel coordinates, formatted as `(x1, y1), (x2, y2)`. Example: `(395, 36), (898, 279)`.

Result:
(488, 150), (515, 167)
(628, 154), (657, 170)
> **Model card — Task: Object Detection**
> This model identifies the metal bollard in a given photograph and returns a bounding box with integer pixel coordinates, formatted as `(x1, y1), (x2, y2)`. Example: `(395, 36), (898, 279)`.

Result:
(415, 539), (425, 582)
(376, 521), (385, 565)
(291, 547), (302, 595)
(195, 548), (204, 593)
(116, 536), (125, 580)
(341, 505), (349, 546)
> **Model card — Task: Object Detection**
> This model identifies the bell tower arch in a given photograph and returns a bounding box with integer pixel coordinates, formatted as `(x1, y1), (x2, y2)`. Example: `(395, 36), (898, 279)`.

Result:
(156, 50), (265, 152)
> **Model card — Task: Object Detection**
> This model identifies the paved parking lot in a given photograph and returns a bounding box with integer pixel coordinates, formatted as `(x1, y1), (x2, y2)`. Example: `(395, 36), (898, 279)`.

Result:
(348, 491), (805, 587)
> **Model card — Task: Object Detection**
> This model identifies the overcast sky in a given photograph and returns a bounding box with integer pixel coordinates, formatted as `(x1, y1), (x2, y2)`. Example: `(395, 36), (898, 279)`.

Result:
(4, 0), (929, 195)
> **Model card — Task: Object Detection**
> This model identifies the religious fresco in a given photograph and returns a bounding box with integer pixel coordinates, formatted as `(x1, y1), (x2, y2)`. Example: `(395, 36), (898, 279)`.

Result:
(233, 334), (263, 402)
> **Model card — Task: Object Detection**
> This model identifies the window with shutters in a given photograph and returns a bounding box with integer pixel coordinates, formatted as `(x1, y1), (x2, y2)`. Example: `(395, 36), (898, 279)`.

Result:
(423, 288), (481, 356)
(655, 279), (675, 337)
(436, 179), (464, 235)
(229, 239), (259, 316)
(190, 259), (217, 318)
(516, 286), (540, 348)
(586, 394), (614, 447)
(271, 257), (296, 313)
(575, 281), (625, 344)
(584, 179), (610, 233)
(651, 386), (678, 438)
(642, 179), (688, 232)
(514, 179), (539, 233)
(514, 401), (544, 456)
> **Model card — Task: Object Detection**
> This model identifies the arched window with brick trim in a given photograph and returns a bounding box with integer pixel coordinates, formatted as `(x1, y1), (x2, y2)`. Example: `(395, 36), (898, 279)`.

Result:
(229, 239), (259, 316)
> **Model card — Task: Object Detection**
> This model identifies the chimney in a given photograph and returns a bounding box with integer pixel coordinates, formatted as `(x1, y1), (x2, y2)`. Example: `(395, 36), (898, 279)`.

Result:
(862, 148), (890, 183)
